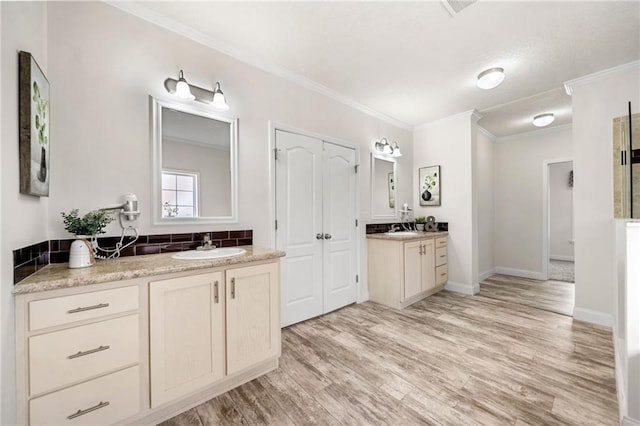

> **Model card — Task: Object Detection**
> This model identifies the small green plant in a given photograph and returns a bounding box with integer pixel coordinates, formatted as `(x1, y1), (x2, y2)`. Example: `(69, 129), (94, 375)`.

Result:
(415, 216), (427, 224)
(61, 209), (114, 236)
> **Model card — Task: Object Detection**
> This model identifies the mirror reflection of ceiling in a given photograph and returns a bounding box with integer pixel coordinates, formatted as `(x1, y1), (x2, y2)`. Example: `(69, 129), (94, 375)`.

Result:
(163, 108), (230, 150)
(118, 2), (639, 136)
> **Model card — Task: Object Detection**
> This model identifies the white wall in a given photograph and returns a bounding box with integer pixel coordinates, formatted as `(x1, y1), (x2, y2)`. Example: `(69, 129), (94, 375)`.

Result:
(493, 125), (572, 279)
(45, 2), (412, 245)
(569, 63), (640, 325)
(1, 3), (49, 424)
(413, 111), (479, 294)
(549, 161), (574, 261)
(476, 129), (495, 280)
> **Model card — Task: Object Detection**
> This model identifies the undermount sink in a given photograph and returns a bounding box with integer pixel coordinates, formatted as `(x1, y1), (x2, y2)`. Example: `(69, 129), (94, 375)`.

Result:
(172, 247), (247, 260)
(385, 231), (419, 236)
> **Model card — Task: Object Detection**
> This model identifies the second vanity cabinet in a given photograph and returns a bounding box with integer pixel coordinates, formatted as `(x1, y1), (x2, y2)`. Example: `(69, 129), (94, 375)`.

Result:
(14, 250), (282, 426)
(367, 233), (447, 309)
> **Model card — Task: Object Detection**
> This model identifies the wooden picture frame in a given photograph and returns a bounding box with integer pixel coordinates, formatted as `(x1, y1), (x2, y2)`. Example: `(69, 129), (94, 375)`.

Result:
(419, 165), (440, 206)
(19, 51), (50, 197)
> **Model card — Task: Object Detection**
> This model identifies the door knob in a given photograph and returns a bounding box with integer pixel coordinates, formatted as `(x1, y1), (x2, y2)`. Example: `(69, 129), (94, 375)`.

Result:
(324, 233), (332, 240)
(316, 233), (325, 240)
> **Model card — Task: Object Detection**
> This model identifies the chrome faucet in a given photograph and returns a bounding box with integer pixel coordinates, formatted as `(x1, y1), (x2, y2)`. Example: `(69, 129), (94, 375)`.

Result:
(389, 224), (401, 232)
(198, 233), (216, 251)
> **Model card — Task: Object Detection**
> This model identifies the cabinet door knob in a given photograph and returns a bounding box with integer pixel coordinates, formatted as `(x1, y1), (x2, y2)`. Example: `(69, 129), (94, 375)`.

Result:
(324, 233), (332, 240)
(316, 233), (324, 240)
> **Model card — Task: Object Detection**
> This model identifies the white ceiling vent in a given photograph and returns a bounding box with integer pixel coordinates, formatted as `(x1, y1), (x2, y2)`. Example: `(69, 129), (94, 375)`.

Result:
(441, 0), (478, 17)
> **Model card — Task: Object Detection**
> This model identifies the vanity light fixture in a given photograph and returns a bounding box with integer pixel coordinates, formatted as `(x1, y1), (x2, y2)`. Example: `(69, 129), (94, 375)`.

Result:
(532, 112), (555, 127)
(374, 138), (402, 157)
(164, 70), (230, 111)
(477, 67), (505, 90)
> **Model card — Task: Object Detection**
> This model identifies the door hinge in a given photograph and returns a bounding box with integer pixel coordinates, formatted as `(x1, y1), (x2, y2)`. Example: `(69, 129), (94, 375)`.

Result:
(275, 219), (278, 230)
(622, 150), (627, 166)
(354, 164), (359, 173)
(356, 275), (359, 283)
(274, 148), (280, 161)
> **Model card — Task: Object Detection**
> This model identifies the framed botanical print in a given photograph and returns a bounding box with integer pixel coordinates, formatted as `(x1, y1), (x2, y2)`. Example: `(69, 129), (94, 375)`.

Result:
(419, 165), (440, 206)
(19, 51), (50, 197)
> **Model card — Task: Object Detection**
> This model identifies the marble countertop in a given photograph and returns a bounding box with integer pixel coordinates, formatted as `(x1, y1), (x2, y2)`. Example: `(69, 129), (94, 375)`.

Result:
(366, 231), (448, 241)
(13, 246), (285, 295)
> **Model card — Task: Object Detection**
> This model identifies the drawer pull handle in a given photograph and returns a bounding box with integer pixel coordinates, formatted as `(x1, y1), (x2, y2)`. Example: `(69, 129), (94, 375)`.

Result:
(67, 401), (110, 420)
(67, 303), (109, 314)
(68, 345), (110, 359)
(440, 273), (447, 277)
(231, 278), (236, 299)
(439, 255), (446, 258)
(214, 281), (219, 304)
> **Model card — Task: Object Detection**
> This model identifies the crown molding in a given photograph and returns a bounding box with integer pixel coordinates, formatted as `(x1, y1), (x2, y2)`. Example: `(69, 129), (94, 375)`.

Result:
(495, 123), (572, 142)
(106, 2), (412, 131)
(477, 125), (496, 141)
(564, 60), (640, 95)
(413, 109), (480, 132)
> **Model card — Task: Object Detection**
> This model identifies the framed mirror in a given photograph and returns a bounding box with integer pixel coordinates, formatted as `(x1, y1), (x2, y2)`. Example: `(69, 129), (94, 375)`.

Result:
(370, 153), (397, 219)
(151, 97), (238, 225)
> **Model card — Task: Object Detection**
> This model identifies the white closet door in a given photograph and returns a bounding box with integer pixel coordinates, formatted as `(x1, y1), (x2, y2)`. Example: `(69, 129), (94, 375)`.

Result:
(276, 130), (324, 327)
(322, 142), (358, 313)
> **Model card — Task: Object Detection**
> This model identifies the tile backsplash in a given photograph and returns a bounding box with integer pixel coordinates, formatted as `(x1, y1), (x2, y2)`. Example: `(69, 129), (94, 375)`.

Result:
(13, 230), (253, 284)
(365, 222), (448, 234)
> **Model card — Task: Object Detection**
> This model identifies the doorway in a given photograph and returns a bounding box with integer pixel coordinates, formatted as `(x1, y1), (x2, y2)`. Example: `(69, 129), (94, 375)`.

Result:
(546, 160), (574, 283)
(274, 129), (358, 327)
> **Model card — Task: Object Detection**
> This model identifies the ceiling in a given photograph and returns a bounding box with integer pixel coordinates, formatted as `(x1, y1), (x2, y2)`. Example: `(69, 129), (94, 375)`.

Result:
(121, 1), (640, 137)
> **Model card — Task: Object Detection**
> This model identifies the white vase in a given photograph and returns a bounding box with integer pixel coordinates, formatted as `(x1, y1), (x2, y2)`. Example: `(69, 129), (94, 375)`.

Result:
(68, 236), (96, 269)
(416, 223), (425, 231)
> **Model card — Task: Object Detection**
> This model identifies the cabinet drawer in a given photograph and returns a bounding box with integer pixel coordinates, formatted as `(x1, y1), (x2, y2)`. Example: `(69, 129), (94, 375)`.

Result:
(435, 237), (447, 249)
(435, 247), (447, 266)
(436, 264), (448, 286)
(29, 314), (139, 396)
(29, 286), (138, 331)
(29, 365), (140, 426)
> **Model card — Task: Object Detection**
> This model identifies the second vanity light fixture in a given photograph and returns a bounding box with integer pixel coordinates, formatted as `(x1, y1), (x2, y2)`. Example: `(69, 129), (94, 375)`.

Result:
(164, 70), (230, 111)
(374, 138), (402, 157)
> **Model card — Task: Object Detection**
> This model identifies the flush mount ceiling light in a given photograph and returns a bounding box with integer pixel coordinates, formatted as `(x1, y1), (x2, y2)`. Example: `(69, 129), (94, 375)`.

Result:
(374, 138), (402, 157)
(532, 113), (555, 127)
(476, 67), (505, 90)
(164, 70), (229, 111)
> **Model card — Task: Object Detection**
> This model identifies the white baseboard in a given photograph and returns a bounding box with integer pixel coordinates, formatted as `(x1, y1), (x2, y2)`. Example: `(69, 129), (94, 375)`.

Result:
(445, 281), (480, 295)
(478, 268), (496, 281)
(494, 266), (545, 281)
(623, 416), (640, 426)
(572, 307), (614, 328)
(550, 255), (575, 262)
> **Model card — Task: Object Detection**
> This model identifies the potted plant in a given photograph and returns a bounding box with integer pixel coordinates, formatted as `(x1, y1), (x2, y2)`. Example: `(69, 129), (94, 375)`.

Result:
(61, 209), (114, 268)
(415, 216), (427, 232)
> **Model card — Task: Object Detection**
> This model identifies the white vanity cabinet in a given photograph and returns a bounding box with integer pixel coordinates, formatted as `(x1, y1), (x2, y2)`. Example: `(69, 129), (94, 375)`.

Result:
(15, 284), (142, 426)
(149, 262), (280, 407)
(14, 250), (283, 426)
(367, 233), (447, 309)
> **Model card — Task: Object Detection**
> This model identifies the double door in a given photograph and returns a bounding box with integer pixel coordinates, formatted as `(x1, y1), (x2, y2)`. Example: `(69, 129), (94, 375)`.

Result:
(275, 130), (357, 327)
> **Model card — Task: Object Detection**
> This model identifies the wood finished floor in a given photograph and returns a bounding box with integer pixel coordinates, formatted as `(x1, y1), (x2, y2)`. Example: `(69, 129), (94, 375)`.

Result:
(160, 286), (616, 425)
(480, 274), (575, 316)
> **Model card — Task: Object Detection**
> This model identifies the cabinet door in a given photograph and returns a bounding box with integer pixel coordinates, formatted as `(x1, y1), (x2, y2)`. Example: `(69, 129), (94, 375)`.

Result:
(403, 241), (423, 301)
(149, 272), (224, 408)
(421, 239), (436, 292)
(226, 263), (280, 375)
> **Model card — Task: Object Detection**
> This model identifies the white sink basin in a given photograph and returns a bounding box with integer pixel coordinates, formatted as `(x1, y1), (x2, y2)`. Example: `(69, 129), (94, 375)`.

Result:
(172, 248), (247, 260)
(385, 231), (419, 236)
